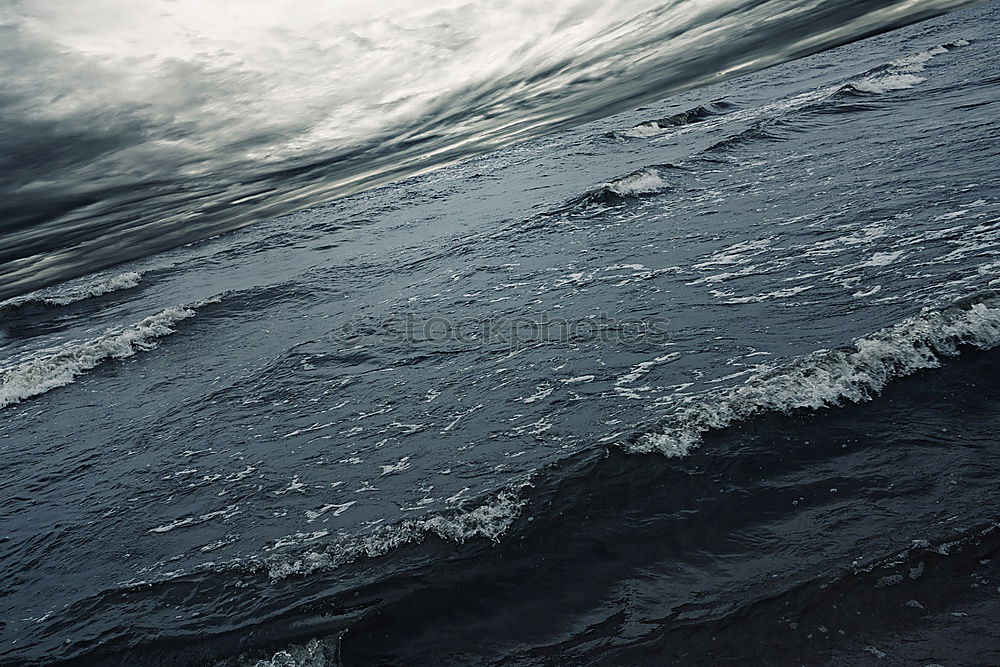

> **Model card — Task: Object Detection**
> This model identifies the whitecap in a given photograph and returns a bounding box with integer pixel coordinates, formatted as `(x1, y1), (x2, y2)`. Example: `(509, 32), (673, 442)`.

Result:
(0, 271), (142, 311)
(0, 298), (216, 409)
(628, 293), (1000, 456)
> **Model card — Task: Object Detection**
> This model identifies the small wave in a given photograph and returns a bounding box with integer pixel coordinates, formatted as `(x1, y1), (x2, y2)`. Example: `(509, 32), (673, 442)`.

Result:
(838, 39), (968, 97)
(703, 122), (789, 153)
(616, 101), (736, 138)
(627, 291), (1000, 456)
(0, 271), (143, 314)
(547, 165), (678, 215)
(245, 480), (532, 580)
(0, 298), (216, 409)
(843, 73), (927, 94)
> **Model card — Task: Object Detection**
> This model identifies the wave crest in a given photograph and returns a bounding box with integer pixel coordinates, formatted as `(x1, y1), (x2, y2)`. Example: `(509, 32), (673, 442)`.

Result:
(546, 166), (679, 216)
(627, 292), (1000, 456)
(0, 272), (143, 314)
(258, 481), (531, 580)
(0, 298), (214, 409)
(838, 39), (968, 97)
(616, 101), (736, 138)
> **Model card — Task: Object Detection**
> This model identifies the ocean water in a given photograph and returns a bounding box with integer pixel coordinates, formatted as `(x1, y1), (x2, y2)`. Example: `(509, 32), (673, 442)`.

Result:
(2, 1), (1000, 665)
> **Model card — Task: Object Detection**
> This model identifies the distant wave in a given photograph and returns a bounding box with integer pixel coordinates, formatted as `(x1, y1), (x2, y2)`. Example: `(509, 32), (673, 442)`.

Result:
(628, 290), (1000, 456)
(836, 39), (969, 96)
(0, 298), (216, 409)
(614, 101), (736, 139)
(619, 38), (970, 150)
(0, 271), (143, 315)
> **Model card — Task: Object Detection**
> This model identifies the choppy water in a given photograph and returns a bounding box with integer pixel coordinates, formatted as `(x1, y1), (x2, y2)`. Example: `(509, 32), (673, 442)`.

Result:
(2, 1), (1000, 665)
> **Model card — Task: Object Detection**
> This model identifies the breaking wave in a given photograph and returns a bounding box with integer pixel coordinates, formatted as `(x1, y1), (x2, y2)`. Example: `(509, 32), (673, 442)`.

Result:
(845, 72), (927, 94)
(254, 480), (531, 580)
(838, 38), (969, 96)
(0, 271), (143, 314)
(0, 298), (216, 409)
(546, 165), (679, 215)
(627, 291), (1000, 456)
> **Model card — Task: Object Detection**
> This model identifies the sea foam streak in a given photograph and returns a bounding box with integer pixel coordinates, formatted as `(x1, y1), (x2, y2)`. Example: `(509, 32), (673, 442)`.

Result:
(0, 271), (142, 313)
(0, 298), (215, 409)
(628, 292), (1000, 456)
(261, 481), (531, 579)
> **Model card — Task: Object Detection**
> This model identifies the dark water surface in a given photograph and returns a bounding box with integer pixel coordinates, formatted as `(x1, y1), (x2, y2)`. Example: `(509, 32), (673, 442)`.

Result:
(2, 1), (1000, 664)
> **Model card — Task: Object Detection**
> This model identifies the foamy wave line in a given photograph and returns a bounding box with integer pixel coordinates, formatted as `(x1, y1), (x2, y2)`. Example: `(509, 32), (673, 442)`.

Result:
(0, 271), (143, 312)
(628, 292), (1000, 456)
(843, 39), (968, 95)
(848, 73), (926, 94)
(0, 297), (217, 409)
(259, 481), (531, 580)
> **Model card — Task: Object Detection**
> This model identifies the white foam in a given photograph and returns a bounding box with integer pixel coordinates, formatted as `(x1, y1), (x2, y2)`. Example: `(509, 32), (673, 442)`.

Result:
(720, 285), (814, 304)
(0, 298), (214, 408)
(850, 73), (926, 94)
(516, 384), (554, 403)
(621, 125), (665, 139)
(305, 502), (355, 522)
(616, 353), (680, 385)
(604, 168), (670, 197)
(627, 294), (1000, 457)
(248, 637), (340, 667)
(380, 457), (412, 475)
(149, 504), (240, 533)
(861, 250), (905, 267)
(262, 481), (531, 580)
(0, 271), (142, 310)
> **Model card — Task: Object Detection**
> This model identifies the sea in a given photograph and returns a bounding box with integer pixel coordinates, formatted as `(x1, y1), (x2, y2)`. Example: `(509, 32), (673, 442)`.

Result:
(2, 0), (1000, 665)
